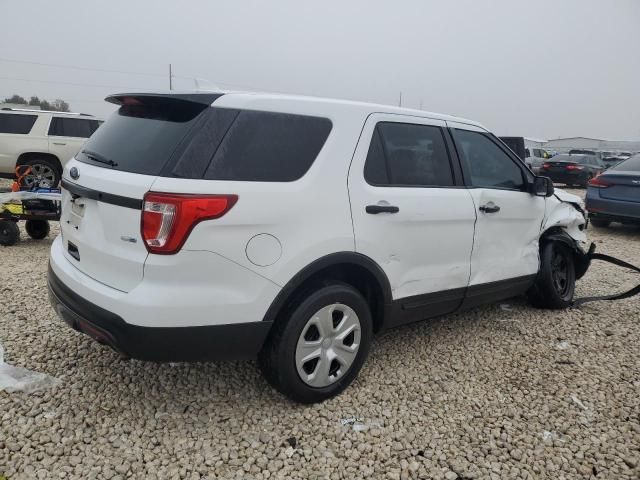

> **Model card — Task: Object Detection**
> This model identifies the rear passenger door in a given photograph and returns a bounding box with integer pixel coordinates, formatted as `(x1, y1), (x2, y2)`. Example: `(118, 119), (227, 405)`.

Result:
(448, 122), (546, 304)
(348, 114), (477, 326)
(48, 117), (98, 163)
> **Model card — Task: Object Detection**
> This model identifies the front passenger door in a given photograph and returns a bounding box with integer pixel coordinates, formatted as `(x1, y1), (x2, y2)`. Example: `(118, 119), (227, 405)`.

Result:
(448, 122), (546, 301)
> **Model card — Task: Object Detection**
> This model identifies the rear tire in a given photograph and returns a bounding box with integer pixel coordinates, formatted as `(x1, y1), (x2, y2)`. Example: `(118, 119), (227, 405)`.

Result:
(528, 242), (576, 309)
(18, 158), (61, 188)
(25, 219), (50, 239)
(0, 220), (20, 246)
(258, 283), (373, 403)
(590, 218), (610, 228)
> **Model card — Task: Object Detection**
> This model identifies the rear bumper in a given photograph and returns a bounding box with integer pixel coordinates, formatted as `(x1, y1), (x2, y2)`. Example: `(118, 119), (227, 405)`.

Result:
(585, 190), (640, 223)
(48, 264), (273, 361)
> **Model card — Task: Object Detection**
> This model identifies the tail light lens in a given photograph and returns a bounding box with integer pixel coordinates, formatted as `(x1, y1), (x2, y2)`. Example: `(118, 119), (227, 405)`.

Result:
(566, 164), (584, 170)
(588, 176), (611, 188)
(542, 163), (550, 169)
(142, 192), (238, 254)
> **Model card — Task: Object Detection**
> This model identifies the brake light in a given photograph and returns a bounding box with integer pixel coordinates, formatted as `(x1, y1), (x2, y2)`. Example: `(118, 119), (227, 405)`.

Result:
(566, 164), (584, 170)
(141, 192), (238, 254)
(542, 163), (551, 169)
(588, 176), (611, 188)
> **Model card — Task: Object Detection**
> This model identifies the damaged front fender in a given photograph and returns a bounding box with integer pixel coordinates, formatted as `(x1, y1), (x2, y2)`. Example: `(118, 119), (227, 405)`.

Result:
(541, 190), (592, 279)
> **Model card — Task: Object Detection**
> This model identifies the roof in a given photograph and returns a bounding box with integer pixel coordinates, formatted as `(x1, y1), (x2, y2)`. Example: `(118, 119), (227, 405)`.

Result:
(105, 90), (486, 129)
(0, 107), (96, 117)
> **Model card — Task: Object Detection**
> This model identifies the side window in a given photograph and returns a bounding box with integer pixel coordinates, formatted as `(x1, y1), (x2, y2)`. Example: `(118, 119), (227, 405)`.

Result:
(533, 149), (541, 158)
(0, 113), (37, 134)
(48, 118), (94, 138)
(525, 148), (531, 158)
(453, 129), (525, 190)
(204, 110), (332, 182)
(364, 122), (454, 187)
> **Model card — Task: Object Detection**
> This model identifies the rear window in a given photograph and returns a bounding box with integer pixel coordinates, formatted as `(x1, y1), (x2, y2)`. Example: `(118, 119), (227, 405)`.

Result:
(203, 110), (332, 182)
(77, 101), (332, 181)
(0, 113), (37, 134)
(612, 154), (640, 171)
(77, 98), (208, 176)
(49, 117), (100, 138)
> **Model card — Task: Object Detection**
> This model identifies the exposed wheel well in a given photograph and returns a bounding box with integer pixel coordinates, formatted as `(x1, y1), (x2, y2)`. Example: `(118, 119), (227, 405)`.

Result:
(16, 153), (62, 174)
(540, 227), (591, 280)
(265, 259), (391, 334)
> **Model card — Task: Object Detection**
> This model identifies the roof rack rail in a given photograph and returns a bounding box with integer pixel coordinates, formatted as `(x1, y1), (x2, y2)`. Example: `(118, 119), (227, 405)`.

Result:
(0, 107), (95, 117)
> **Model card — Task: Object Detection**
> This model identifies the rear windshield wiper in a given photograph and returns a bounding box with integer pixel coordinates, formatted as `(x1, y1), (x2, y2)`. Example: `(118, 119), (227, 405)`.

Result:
(81, 149), (118, 168)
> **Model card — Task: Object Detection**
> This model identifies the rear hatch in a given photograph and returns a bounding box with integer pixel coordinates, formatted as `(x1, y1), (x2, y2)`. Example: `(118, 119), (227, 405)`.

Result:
(59, 93), (221, 292)
(598, 171), (640, 203)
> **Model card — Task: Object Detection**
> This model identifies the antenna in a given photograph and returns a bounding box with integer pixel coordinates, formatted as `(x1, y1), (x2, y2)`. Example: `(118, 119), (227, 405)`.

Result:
(398, 92), (402, 107)
(169, 64), (173, 90)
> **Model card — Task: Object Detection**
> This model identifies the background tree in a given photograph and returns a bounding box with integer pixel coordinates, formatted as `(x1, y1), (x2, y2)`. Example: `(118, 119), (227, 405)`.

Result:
(3, 94), (27, 104)
(3, 94), (71, 111)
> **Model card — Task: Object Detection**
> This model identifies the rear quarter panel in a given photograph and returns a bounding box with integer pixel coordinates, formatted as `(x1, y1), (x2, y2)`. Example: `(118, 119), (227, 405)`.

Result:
(150, 104), (369, 287)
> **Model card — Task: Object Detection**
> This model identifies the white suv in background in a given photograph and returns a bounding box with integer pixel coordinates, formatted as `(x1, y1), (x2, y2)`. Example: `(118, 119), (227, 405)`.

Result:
(48, 92), (590, 403)
(0, 108), (102, 188)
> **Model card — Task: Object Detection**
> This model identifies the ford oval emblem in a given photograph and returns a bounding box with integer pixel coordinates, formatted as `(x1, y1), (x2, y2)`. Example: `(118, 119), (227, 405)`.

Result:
(70, 167), (79, 180)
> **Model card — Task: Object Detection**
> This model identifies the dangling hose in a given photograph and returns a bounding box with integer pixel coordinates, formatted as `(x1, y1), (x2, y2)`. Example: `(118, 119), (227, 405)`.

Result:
(572, 246), (640, 307)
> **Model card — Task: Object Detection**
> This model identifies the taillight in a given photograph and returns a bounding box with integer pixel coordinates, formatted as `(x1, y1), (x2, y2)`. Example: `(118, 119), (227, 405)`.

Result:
(542, 163), (551, 169)
(141, 192), (238, 254)
(588, 176), (611, 188)
(566, 164), (584, 170)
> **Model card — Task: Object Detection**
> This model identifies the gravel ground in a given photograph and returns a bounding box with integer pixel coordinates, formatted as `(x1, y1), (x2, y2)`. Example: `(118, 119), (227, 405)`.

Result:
(1, 184), (639, 479)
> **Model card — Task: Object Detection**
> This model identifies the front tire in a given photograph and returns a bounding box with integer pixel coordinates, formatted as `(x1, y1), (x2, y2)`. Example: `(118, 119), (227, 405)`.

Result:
(259, 283), (373, 403)
(528, 242), (576, 309)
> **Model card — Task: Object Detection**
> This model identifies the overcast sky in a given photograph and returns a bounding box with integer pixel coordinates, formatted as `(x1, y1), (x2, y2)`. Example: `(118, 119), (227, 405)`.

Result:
(1, 0), (639, 140)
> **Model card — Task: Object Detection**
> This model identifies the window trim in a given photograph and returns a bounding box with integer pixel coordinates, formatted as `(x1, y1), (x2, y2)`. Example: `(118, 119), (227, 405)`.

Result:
(450, 128), (533, 192)
(363, 121), (461, 189)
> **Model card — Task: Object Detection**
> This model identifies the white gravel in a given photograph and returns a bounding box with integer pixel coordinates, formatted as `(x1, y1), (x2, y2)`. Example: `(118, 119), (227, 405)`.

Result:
(1, 184), (639, 479)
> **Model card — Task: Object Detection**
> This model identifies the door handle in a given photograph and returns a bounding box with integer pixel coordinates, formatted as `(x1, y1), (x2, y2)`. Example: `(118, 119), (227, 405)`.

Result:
(53, 142), (67, 146)
(366, 204), (399, 214)
(479, 203), (500, 214)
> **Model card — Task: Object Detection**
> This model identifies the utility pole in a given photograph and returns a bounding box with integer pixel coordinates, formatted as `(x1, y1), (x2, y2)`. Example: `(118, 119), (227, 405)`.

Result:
(169, 64), (173, 90)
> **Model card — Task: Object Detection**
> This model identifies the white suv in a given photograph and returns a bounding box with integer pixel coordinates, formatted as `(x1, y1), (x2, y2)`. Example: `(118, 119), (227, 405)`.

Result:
(0, 108), (102, 188)
(48, 92), (590, 403)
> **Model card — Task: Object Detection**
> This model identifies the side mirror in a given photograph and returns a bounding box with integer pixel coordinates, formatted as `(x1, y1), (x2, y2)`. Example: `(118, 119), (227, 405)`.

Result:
(532, 176), (554, 197)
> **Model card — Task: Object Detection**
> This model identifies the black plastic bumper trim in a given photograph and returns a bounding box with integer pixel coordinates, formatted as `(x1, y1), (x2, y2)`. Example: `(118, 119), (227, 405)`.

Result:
(48, 264), (272, 361)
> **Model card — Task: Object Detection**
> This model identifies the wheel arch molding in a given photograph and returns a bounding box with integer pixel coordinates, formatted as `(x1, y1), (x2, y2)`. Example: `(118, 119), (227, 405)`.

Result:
(261, 252), (393, 333)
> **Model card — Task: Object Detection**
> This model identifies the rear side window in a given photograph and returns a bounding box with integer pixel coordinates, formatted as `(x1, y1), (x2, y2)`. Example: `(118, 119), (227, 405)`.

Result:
(0, 113), (37, 134)
(364, 122), (454, 187)
(203, 111), (332, 182)
(49, 117), (99, 138)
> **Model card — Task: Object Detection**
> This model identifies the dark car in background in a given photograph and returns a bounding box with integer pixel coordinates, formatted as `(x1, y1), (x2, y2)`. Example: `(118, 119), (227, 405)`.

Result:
(540, 153), (605, 187)
(586, 154), (640, 227)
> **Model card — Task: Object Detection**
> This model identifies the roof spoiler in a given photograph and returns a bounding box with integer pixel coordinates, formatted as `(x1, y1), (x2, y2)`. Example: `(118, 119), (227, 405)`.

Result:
(105, 92), (223, 106)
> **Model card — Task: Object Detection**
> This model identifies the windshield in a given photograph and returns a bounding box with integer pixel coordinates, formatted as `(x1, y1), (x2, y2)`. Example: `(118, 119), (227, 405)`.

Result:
(76, 97), (208, 176)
